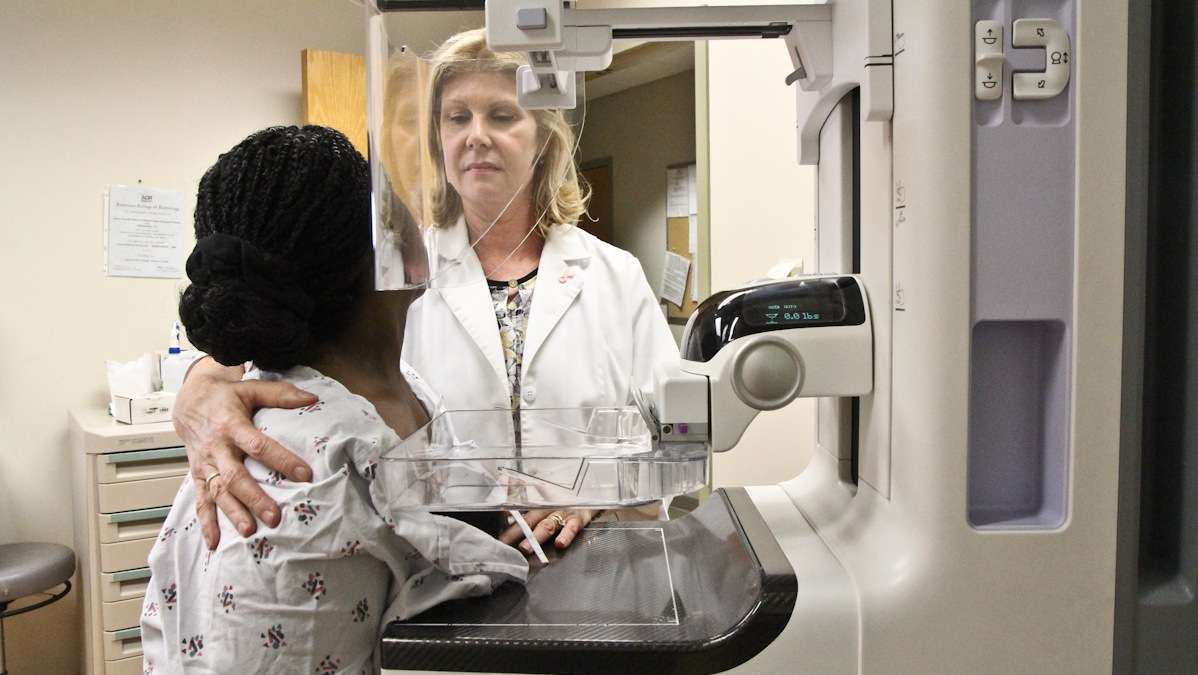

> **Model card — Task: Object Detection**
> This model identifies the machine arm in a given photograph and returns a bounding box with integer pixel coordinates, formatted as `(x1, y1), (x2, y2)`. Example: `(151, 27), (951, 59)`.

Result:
(374, 0), (890, 162)
(653, 275), (873, 453)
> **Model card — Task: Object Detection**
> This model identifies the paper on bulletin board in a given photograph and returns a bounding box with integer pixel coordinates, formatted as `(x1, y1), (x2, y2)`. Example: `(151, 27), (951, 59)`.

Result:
(105, 185), (185, 278)
(688, 214), (699, 301)
(661, 251), (691, 307)
(667, 166), (690, 218)
(687, 164), (697, 215)
(665, 162), (700, 319)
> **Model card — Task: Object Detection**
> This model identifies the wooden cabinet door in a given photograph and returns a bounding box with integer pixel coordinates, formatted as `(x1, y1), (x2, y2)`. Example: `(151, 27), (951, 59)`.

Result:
(301, 49), (367, 158)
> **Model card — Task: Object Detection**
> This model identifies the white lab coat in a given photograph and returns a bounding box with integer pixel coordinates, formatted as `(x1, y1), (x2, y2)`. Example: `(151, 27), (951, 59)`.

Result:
(403, 218), (679, 431)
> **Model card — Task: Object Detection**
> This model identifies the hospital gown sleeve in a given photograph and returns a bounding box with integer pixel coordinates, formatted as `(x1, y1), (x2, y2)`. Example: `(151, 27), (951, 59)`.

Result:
(349, 424), (528, 624)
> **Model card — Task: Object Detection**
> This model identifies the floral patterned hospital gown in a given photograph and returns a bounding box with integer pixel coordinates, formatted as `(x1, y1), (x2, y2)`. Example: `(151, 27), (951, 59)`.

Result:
(140, 365), (528, 674)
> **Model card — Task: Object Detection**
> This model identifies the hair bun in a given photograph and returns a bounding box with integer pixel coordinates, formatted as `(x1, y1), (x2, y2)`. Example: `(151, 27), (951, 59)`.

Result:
(186, 233), (314, 319)
(179, 279), (312, 370)
(182, 125), (372, 371)
(182, 232), (315, 370)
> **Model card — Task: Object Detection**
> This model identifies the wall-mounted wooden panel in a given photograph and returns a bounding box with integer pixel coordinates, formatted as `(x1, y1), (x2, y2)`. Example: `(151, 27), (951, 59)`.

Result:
(301, 49), (367, 157)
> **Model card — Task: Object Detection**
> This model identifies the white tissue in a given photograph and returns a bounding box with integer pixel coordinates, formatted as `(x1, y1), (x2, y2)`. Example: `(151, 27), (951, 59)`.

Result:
(106, 353), (157, 398)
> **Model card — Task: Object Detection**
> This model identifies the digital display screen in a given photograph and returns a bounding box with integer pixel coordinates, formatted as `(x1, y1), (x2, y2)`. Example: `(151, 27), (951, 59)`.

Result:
(682, 275), (865, 362)
(742, 290), (846, 327)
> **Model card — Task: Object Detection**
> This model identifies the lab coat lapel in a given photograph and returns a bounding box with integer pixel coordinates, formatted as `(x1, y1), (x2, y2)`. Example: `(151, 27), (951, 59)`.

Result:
(429, 221), (508, 386)
(523, 225), (589, 372)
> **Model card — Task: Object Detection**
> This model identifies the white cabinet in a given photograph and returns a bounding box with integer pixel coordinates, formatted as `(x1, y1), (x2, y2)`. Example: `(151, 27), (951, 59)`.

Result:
(70, 410), (185, 675)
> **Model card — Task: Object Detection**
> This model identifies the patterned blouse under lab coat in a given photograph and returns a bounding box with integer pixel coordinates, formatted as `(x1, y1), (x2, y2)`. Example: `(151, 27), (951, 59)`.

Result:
(140, 365), (529, 674)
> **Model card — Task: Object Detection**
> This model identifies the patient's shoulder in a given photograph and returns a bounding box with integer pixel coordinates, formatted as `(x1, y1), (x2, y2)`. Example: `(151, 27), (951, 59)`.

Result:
(248, 366), (367, 424)
(245, 366), (397, 473)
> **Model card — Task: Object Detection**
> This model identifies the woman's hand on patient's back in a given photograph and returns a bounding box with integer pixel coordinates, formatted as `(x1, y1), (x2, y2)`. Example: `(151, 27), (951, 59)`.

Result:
(173, 357), (317, 550)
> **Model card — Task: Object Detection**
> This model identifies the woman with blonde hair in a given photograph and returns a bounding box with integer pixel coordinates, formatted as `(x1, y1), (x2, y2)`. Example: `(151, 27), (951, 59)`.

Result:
(172, 28), (678, 557)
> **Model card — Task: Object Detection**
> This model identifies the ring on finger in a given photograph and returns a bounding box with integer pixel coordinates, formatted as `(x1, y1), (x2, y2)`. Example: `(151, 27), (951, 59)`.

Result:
(203, 470), (222, 488)
(547, 512), (567, 530)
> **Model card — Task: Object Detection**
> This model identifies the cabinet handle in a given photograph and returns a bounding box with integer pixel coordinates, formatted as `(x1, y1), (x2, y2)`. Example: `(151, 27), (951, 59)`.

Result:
(111, 567), (152, 583)
(105, 446), (187, 464)
(105, 506), (172, 524)
(112, 626), (142, 641)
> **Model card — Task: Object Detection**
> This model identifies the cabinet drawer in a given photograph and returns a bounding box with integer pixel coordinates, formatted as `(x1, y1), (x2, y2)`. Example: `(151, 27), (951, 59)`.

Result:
(105, 654), (144, 675)
(100, 538), (155, 574)
(98, 506), (172, 544)
(101, 568), (152, 603)
(103, 626), (143, 661)
(98, 446), (188, 484)
(98, 475), (184, 513)
(102, 597), (143, 632)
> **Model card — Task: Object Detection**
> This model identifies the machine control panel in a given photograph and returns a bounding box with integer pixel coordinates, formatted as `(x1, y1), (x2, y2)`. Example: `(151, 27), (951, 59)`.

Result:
(970, 1), (1075, 528)
(973, 17), (1071, 102)
(681, 276), (867, 363)
(1011, 18), (1071, 100)
(974, 20), (1004, 100)
(675, 276), (873, 452)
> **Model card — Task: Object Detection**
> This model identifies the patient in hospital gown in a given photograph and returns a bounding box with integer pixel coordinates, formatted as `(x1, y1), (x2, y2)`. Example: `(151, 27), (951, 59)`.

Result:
(140, 126), (527, 673)
(142, 367), (527, 673)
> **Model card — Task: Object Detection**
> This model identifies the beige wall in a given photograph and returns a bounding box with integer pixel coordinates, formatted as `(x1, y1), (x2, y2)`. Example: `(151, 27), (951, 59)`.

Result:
(0, 1), (365, 671)
(706, 39), (819, 488)
(578, 70), (696, 299)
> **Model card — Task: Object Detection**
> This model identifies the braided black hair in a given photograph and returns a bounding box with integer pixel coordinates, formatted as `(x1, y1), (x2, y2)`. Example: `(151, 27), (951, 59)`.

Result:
(179, 125), (372, 371)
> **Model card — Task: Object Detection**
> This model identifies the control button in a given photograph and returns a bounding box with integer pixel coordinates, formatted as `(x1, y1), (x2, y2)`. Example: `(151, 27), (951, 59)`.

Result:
(517, 7), (549, 31)
(976, 56), (1003, 101)
(1012, 18), (1070, 100)
(975, 20), (1004, 101)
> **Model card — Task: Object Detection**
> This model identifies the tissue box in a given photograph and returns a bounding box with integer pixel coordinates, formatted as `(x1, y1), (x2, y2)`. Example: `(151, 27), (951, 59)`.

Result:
(112, 391), (176, 425)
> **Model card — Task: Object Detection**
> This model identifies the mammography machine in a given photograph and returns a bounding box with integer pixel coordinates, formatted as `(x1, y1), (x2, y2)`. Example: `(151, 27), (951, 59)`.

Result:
(369, 0), (1195, 672)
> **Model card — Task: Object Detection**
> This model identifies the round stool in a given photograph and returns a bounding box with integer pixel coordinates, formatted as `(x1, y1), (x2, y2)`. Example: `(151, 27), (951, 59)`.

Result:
(0, 543), (76, 675)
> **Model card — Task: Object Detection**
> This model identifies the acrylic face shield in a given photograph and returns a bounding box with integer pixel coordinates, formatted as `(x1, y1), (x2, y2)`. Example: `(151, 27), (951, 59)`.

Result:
(366, 5), (571, 293)
(364, 2), (707, 511)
